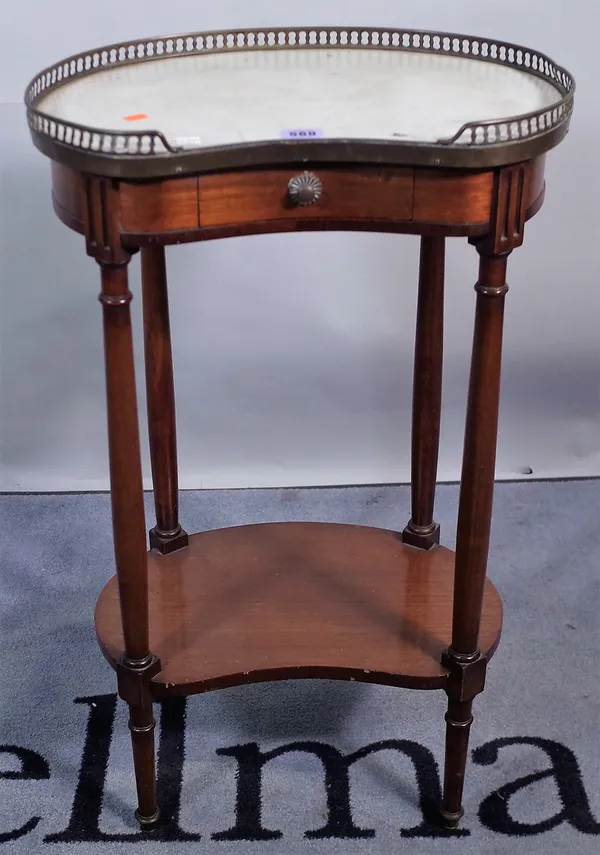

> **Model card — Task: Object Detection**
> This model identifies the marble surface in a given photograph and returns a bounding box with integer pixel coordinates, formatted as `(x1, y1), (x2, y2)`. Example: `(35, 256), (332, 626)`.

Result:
(38, 48), (561, 149)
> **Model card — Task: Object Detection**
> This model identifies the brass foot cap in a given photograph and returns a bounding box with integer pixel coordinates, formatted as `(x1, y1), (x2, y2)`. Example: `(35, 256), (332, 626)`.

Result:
(439, 806), (464, 830)
(135, 807), (161, 831)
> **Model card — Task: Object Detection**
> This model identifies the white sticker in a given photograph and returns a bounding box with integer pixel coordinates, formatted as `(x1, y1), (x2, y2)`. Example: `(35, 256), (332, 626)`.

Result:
(281, 128), (324, 139)
(173, 135), (203, 149)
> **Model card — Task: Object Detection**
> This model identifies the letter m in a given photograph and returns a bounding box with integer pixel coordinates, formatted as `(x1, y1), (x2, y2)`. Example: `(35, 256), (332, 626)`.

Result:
(213, 739), (464, 840)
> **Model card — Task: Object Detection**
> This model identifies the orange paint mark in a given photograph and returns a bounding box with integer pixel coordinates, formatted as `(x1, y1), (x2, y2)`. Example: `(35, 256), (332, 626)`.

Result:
(124, 113), (148, 122)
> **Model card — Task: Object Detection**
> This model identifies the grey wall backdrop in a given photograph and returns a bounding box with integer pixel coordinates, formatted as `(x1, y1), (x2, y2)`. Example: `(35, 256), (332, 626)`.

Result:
(1, 0), (598, 491)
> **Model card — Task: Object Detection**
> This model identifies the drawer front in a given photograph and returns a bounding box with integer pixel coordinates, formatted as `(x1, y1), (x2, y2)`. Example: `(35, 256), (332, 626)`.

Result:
(198, 168), (414, 228)
(413, 170), (494, 224)
(120, 178), (199, 233)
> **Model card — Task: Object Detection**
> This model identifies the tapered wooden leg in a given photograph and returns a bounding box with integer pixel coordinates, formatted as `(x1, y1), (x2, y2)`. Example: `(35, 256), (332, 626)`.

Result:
(100, 262), (150, 662)
(130, 704), (160, 828)
(403, 236), (445, 550)
(440, 700), (474, 828)
(100, 259), (161, 829)
(440, 248), (509, 828)
(450, 251), (508, 655)
(141, 245), (188, 555)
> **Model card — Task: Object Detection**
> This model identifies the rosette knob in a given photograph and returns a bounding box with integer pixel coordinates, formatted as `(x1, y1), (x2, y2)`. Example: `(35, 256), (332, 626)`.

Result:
(287, 171), (323, 207)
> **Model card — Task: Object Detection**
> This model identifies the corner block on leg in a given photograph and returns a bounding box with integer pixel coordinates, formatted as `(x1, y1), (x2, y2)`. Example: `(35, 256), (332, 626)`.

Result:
(149, 525), (189, 555)
(116, 654), (162, 707)
(401, 521), (441, 550)
(441, 648), (488, 704)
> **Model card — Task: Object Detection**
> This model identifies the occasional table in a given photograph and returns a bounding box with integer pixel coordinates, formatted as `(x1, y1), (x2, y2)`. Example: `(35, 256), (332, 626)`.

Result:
(25, 26), (574, 830)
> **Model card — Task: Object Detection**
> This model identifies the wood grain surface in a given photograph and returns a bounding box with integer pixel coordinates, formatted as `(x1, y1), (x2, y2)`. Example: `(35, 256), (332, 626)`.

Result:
(51, 162), (84, 229)
(413, 169), (494, 224)
(198, 168), (414, 228)
(120, 178), (199, 233)
(95, 522), (503, 697)
(51, 157), (546, 240)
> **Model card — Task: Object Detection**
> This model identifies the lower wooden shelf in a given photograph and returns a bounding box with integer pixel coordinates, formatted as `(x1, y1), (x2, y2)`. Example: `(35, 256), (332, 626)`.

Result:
(94, 522), (503, 697)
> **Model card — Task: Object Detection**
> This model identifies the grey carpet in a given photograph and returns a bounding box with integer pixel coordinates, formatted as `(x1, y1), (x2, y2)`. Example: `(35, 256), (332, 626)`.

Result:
(0, 481), (598, 853)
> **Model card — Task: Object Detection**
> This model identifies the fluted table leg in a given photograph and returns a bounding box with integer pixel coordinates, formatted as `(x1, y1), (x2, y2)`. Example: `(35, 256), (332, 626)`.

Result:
(99, 259), (161, 829)
(84, 175), (162, 830)
(440, 248), (509, 828)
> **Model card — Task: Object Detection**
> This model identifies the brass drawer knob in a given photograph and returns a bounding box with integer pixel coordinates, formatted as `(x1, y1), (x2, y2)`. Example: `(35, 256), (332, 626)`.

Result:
(287, 171), (323, 207)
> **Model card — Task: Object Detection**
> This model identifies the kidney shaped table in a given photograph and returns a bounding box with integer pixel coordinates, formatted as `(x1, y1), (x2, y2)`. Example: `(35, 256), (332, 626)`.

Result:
(25, 26), (574, 831)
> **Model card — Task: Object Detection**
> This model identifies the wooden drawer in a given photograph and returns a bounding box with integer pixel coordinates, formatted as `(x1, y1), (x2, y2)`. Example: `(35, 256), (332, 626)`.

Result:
(120, 178), (199, 233)
(51, 158), (547, 240)
(198, 168), (414, 228)
(413, 170), (494, 224)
